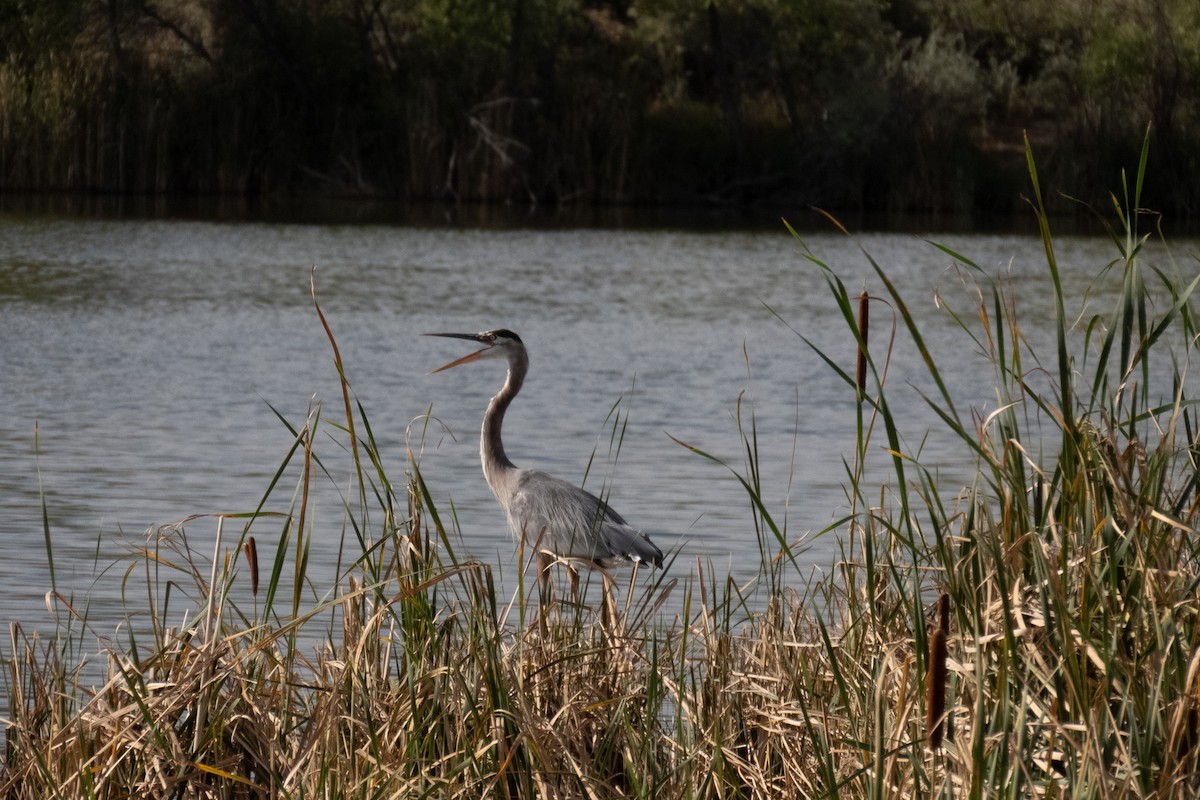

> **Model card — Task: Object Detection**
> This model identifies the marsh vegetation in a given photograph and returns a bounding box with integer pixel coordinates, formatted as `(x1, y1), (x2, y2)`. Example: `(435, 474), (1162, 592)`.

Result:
(3, 146), (1200, 798)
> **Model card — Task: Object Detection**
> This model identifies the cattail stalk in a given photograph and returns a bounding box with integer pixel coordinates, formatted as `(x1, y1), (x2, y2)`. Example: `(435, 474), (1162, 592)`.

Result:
(856, 290), (869, 396)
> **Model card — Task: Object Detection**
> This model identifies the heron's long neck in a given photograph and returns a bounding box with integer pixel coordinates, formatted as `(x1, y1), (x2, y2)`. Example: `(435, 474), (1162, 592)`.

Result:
(481, 351), (527, 498)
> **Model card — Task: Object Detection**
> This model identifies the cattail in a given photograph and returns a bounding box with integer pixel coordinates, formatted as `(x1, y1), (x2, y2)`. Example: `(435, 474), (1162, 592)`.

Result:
(926, 626), (948, 750)
(927, 592), (951, 750)
(856, 290), (869, 395)
(243, 536), (259, 597)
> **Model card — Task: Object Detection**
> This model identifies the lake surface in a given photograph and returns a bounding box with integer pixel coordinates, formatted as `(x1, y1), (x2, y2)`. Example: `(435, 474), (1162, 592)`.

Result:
(0, 208), (1191, 667)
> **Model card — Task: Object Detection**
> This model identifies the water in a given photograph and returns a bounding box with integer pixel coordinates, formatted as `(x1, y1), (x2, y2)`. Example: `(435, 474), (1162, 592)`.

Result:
(0, 210), (1186, 663)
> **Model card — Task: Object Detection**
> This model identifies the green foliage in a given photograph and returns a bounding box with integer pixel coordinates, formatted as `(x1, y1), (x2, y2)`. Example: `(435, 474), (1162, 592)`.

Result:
(1, 0), (1198, 210)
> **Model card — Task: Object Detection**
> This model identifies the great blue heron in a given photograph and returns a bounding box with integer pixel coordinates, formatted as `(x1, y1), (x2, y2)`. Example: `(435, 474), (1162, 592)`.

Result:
(426, 329), (664, 593)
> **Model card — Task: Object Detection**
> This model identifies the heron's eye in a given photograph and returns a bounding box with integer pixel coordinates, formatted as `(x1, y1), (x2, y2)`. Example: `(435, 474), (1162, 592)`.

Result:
(483, 333), (496, 343)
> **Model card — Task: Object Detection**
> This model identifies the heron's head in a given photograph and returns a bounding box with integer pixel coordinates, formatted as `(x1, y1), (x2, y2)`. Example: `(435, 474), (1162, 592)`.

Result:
(424, 329), (525, 373)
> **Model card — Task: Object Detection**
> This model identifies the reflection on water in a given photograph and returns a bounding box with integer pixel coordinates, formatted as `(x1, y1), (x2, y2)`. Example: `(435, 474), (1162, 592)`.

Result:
(0, 207), (1189, 685)
(0, 192), (1061, 233)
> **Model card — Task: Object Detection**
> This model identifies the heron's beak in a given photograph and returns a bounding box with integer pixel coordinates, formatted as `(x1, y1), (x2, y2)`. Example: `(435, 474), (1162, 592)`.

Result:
(423, 332), (492, 373)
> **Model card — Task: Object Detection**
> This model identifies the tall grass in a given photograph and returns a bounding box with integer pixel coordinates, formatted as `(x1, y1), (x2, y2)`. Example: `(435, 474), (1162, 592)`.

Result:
(3, 142), (1199, 798)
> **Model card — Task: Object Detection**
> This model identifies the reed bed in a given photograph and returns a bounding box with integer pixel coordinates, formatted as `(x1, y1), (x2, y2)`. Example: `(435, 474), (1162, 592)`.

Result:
(4, 143), (1200, 798)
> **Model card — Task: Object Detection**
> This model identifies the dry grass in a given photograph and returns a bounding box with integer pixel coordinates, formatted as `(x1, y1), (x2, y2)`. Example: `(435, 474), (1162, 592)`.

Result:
(4, 140), (1200, 798)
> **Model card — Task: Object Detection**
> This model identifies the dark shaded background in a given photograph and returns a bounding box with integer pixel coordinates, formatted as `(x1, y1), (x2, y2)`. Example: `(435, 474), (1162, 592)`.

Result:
(1, 0), (1196, 217)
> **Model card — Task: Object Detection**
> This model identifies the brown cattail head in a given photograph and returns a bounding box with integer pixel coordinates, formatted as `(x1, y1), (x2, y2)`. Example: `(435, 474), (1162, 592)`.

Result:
(926, 627), (948, 750)
(937, 592), (951, 636)
(243, 536), (259, 597)
(856, 290), (869, 394)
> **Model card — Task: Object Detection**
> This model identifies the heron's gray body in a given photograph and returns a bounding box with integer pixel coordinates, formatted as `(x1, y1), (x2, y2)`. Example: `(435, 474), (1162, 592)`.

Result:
(427, 329), (664, 578)
(498, 468), (664, 568)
